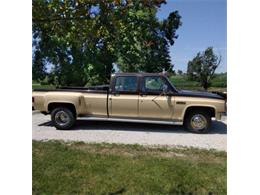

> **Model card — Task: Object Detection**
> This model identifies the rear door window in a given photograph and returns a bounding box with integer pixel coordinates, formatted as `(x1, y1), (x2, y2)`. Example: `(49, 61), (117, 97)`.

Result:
(114, 76), (138, 92)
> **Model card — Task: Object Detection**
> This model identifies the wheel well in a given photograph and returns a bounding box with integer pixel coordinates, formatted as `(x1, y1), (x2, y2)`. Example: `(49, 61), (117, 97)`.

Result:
(48, 103), (76, 117)
(184, 106), (215, 119)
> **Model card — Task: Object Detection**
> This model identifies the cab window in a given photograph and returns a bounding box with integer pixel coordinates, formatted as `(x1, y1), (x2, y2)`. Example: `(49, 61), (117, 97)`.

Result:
(114, 76), (138, 92)
(142, 76), (169, 92)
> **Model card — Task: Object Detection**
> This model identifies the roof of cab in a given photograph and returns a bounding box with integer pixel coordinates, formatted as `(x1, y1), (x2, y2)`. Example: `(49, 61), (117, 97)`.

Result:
(112, 72), (165, 77)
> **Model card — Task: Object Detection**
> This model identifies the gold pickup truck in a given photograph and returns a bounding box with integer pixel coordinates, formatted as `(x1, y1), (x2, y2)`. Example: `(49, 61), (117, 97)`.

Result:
(33, 73), (226, 133)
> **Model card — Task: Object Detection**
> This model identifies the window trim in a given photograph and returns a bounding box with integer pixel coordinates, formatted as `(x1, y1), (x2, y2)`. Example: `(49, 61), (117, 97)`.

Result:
(112, 76), (139, 94)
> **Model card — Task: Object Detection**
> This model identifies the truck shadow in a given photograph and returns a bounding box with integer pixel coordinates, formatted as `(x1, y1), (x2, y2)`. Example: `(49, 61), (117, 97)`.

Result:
(74, 120), (227, 134)
(39, 120), (227, 134)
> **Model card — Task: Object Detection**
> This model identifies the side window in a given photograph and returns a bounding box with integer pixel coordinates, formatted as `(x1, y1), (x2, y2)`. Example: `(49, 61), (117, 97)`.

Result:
(143, 76), (168, 92)
(114, 76), (138, 92)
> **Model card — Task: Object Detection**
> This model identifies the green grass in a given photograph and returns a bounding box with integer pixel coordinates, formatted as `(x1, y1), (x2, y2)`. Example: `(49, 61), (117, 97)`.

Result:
(170, 75), (199, 87)
(33, 141), (227, 194)
(169, 73), (227, 91)
(32, 84), (55, 89)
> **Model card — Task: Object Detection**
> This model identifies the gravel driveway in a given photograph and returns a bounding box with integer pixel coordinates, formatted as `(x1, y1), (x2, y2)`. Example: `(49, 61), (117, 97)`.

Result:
(32, 111), (227, 151)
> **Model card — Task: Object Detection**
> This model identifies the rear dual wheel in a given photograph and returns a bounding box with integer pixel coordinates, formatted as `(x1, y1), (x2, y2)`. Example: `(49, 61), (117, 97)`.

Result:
(51, 107), (76, 130)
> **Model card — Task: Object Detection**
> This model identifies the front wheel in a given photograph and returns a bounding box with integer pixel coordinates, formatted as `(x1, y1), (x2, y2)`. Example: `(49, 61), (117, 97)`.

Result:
(51, 107), (76, 130)
(184, 110), (211, 133)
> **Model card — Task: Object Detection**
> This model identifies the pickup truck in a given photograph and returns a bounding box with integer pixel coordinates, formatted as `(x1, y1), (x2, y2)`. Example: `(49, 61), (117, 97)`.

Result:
(32, 73), (226, 133)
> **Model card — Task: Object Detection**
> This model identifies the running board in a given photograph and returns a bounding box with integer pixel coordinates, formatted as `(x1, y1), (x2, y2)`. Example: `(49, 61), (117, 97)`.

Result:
(77, 116), (183, 126)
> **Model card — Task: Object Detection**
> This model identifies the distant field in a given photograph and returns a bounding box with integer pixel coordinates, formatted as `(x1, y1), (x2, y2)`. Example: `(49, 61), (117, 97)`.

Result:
(32, 84), (226, 92)
(169, 73), (227, 91)
(32, 73), (227, 91)
(32, 84), (55, 89)
(33, 141), (226, 194)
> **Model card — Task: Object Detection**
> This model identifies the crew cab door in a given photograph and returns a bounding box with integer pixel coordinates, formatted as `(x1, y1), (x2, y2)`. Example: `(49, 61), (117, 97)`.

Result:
(109, 76), (139, 118)
(139, 76), (175, 120)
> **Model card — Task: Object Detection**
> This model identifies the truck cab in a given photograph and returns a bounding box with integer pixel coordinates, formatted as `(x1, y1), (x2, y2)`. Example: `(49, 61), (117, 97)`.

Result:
(109, 73), (177, 119)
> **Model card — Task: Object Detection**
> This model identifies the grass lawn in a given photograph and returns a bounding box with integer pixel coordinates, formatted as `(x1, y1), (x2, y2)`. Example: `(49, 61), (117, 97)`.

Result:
(33, 141), (226, 194)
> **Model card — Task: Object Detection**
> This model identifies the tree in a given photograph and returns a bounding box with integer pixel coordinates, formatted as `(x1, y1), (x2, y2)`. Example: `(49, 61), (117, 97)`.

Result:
(115, 5), (181, 73)
(32, 0), (181, 86)
(177, 69), (183, 75)
(187, 47), (221, 90)
(33, 0), (116, 86)
(32, 49), (46, 82)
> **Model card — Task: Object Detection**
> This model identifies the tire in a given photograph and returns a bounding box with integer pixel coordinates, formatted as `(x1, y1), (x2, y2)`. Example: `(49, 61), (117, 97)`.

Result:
(184, 110), (211, 133)
(51, 107), (76, 130)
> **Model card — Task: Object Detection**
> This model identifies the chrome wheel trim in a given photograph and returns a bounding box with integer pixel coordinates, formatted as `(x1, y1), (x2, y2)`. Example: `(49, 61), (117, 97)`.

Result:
(190, 114), (207, 130)
(55, 111), (70, 126)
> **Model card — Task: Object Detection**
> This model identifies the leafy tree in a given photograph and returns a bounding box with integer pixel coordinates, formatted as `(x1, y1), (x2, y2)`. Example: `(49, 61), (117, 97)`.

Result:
(32, 0), (181, 86)
(32, 49), (47, 82)
(115, 4), (181, 73)
(177, 69), (183, 75)
(187, 47), (221, 90)
(33, 0), (114, 86)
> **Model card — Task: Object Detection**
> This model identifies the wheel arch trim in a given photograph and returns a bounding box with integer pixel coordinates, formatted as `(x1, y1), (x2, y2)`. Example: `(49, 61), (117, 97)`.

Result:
(46, 101), (77, 115)
(182, 105), (217, 119)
